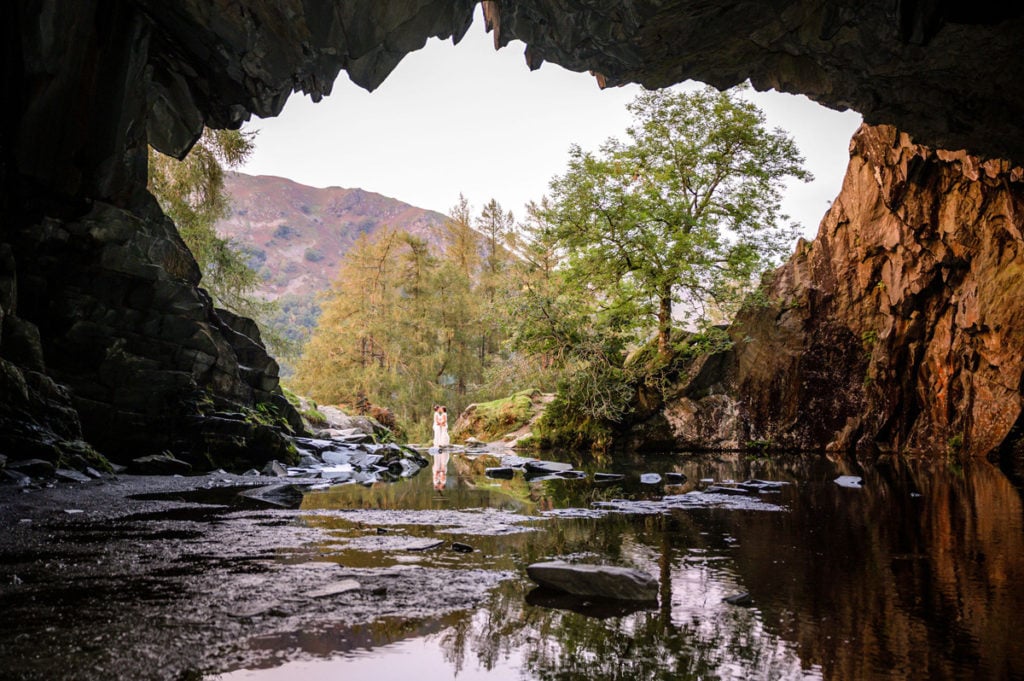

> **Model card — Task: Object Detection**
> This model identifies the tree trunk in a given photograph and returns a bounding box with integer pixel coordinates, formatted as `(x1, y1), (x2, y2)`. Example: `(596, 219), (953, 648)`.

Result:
(658, 294), (672, 356)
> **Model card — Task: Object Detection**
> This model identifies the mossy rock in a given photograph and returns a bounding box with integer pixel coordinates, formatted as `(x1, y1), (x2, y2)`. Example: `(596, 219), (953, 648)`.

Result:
(451, 389), (546, 443)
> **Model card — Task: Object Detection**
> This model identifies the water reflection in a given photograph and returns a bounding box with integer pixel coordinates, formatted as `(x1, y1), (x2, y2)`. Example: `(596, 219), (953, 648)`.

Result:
(432, 451), (450, 491)
(215, 453), (1024, 680)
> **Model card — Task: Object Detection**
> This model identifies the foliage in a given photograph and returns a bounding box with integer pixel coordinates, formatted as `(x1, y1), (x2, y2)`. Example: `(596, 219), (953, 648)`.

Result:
(292, 196), (520, 442)
(148, 128), (289, 355)
(292, 86), (809, 451)
(542, 85), (809, 356)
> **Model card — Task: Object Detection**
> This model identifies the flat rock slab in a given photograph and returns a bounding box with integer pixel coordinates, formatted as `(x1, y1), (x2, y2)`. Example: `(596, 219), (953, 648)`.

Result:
(524, 461), (574, 474)
(834, 475), (863, 488)
(308, 579), (361, 598)
(526, 561), (659, 601)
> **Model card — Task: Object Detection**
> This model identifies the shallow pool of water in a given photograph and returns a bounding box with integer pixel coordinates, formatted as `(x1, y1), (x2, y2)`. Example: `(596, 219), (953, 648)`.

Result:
(206, 451), (1024, 680)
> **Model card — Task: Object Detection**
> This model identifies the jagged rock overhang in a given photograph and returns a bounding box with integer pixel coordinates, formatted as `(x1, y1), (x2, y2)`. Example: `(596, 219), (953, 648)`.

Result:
(136, 1), (1024, 165)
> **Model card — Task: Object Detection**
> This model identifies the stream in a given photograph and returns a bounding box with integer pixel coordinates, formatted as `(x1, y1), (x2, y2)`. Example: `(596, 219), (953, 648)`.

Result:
(1, 450), (1022, 680)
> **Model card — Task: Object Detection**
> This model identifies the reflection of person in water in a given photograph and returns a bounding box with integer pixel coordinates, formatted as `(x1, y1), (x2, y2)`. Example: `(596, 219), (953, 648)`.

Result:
(432, 450), (449, 491)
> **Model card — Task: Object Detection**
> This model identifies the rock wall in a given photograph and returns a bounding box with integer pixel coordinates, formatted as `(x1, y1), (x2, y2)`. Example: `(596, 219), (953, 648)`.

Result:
(1, 2), (303, 469)
(629, 125), (1024, 458)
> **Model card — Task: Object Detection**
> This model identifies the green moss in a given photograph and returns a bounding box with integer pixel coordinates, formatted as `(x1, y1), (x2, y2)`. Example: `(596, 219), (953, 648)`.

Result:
(456, 389), (539, 442)
(300, 407), (327, 425)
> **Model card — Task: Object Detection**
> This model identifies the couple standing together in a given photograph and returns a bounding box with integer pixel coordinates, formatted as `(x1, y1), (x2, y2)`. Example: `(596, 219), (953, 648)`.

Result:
(432, 405), (450, 448)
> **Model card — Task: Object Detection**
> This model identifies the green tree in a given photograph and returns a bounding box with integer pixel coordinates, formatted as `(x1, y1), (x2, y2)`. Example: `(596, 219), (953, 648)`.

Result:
(545, 85), (810, 356)
(148, 128), (276, 325)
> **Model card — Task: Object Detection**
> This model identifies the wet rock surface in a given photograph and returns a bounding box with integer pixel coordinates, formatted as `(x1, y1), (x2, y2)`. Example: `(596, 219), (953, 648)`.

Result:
(0, 472), (508, 681)
(1, 452), (1021, 680)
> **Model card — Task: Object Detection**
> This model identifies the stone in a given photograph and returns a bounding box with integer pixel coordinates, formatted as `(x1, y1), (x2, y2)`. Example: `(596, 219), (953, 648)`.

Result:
(405, 540), (445, 552)
(242, 469), (260, 477)
(665, 472), (687, 484)
(723, 592), (753, 607)
(308, 580), (361, 599)
(834, 476), (864, 489)
(526, 561), (659, 602)
(485, 467), (515, 479)
(523, 460), (574, 475)
(321, 450), (354, 466)
(704, 485), (754, 496)
(2, 469), (33, 486)
(593, 473), (624, 482)
(450, 542), (474, 553)
(640, 473), (662, 485)
(54, 468), (92, 483)
(261, 460), (289, 477)
(7, 459), (56, 478)
(129, 454), (192, 476)
(237, 484), (305, 509)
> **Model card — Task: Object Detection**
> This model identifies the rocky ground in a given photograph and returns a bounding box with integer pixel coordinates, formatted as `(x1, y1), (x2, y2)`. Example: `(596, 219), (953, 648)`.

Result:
(0, 457), (515, 681)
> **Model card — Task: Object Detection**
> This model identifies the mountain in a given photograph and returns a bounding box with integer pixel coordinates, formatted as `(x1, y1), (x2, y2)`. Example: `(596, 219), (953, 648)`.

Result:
(218, 171), (449, 300)
(215, 172), (450, 343)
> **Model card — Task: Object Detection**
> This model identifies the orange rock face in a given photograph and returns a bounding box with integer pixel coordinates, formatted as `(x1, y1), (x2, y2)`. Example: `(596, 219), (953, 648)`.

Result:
(631, 125), (1024, 458)
(735, 124), (1024, 456)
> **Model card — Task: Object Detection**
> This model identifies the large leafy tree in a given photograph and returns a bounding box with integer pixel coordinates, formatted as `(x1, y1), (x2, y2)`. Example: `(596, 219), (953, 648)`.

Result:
(545, 85), (810, 355)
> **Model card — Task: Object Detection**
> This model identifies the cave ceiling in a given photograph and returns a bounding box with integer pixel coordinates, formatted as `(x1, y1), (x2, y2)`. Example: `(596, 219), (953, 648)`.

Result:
(137, 0), (1024, 164)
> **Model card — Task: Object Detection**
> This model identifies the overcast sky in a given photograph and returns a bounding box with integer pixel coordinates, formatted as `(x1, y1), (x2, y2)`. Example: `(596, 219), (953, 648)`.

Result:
(239, 10), (863, 241)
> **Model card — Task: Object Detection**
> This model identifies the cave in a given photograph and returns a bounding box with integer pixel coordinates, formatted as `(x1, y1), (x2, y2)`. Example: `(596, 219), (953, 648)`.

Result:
(3, 1), (1023, 469)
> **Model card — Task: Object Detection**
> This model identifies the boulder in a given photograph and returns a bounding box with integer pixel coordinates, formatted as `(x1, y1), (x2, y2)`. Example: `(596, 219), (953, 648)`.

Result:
(7, 459), (56, 478)
(526, 561), (659, 602)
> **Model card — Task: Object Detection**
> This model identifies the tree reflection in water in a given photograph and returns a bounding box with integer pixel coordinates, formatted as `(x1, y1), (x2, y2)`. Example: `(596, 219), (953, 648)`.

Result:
(287, 452), (1024, 680)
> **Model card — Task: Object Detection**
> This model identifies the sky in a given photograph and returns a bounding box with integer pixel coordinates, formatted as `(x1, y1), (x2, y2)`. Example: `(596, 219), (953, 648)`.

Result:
(238, 9), (863, 241)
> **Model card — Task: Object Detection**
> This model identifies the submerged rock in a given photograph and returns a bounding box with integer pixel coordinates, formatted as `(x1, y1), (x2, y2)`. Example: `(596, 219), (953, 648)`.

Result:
(723, 592), (753, 607)
(704, 485), (753, 496)
(526, 561), (659, 602)
(593, 473), (624, 482)
(485, 467), (515, 479)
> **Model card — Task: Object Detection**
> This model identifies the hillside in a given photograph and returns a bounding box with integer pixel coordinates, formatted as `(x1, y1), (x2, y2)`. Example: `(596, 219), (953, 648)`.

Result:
(216, 172), (450, 342)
